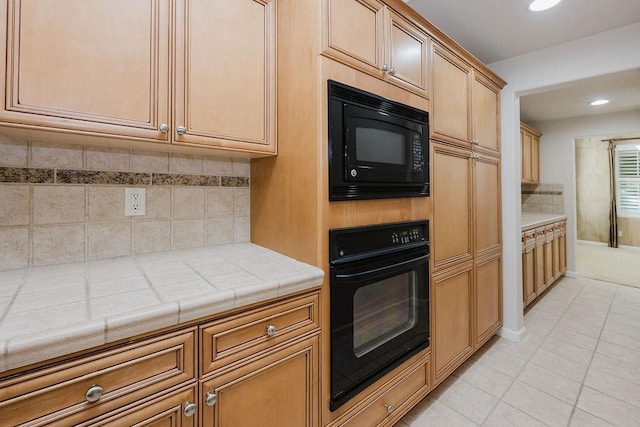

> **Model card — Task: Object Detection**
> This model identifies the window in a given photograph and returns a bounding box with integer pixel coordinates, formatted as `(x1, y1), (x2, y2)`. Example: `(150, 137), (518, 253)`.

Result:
(615, 145), (640, 218)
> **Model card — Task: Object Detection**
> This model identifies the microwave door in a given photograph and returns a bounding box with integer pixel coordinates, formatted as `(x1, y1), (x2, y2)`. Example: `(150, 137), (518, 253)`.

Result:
(345, 116), (414, 183)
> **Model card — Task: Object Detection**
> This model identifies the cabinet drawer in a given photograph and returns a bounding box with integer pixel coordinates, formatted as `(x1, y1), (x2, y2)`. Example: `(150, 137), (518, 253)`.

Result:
(342, 355), (430, 427)
(0, 328), (196, 426)
(201, 292), (319, 376)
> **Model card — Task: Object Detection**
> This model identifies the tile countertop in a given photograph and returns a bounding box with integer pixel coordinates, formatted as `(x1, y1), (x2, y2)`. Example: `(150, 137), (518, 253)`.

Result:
(0, 243), (324, 374)
(521, 212), (567, 231)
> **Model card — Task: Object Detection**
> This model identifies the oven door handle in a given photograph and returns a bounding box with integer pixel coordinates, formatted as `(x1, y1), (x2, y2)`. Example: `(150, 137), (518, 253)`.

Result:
(335, 254), (429, 282)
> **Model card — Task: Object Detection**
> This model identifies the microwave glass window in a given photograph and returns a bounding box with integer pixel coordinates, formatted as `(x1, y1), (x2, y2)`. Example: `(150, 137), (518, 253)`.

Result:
(355, 127), (406, 165)
(352, 271), (417, 357)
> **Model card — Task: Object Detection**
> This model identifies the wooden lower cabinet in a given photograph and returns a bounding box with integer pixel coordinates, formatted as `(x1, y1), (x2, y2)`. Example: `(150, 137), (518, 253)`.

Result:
(0, 329), (197, 426)
(0, 290), (321, 427)
(535, 227), (547, 295)
(201, 335), (319, 427)
(522, 220), (567, 308)
(326, 352), (430, 427)
(522, 230), (537, 306)
(432, 262), (474, 385)
(475, 252), (503, 347)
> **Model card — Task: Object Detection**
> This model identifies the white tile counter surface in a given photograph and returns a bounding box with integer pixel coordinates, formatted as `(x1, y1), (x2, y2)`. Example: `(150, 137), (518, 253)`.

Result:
(0, 243), (324, 374)
(521, 212), (567, 231)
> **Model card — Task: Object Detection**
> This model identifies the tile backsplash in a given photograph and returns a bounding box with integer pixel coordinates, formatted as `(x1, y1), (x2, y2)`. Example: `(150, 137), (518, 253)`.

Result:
(0, 135), (250, 271)
(521, 183), (564, 214)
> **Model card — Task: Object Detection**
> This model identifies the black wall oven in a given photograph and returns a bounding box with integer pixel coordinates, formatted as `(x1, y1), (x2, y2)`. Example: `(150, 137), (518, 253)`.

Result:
(329, 220), (430, 411)
(328, 80), (429, 201)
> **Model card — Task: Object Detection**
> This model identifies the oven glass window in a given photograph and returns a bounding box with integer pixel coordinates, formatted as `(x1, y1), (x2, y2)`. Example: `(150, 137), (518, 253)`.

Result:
(355, 127), (406, 165)
(353, 271), (417, 357)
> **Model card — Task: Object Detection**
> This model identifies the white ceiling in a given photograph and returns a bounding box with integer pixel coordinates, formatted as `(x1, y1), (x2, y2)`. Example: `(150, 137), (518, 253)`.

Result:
(405, 0), (640, 123)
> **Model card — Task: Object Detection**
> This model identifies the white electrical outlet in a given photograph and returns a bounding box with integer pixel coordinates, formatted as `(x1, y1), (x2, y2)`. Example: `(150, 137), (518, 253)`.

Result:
(125, 188), (146, 216)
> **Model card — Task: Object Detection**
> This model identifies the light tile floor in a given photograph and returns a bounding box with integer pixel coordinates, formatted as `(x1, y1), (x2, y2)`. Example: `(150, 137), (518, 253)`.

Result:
(397, 276), (640, 426)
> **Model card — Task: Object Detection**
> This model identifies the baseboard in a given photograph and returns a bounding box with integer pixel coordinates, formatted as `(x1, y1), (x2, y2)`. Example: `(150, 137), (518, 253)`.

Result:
(564, 270), (579, 279)
(577, 240), (608, 247)
(497, 326), (527, 343)
(577, 240), (640, 251)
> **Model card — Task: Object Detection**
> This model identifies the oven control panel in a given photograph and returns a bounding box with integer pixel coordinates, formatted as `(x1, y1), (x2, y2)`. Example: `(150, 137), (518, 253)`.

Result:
(330, 220), (429, 262)
(391, 228), (423, 244)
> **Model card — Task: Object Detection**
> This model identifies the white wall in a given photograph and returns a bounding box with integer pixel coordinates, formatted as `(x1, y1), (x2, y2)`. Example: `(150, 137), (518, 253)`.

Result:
(487, 22), (640, 341)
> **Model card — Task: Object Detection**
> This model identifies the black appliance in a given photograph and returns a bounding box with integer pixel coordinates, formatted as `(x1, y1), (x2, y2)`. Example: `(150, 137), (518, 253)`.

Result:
(328, 80), (429, 201)
(329, 220), (430, 411)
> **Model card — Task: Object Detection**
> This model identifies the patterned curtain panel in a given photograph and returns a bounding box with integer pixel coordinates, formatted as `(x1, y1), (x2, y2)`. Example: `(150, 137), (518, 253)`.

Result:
(608, 141), (618, 248)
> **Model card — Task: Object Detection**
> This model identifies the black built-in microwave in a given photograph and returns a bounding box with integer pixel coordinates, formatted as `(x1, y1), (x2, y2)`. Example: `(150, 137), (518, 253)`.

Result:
(328, 80), (429, 201)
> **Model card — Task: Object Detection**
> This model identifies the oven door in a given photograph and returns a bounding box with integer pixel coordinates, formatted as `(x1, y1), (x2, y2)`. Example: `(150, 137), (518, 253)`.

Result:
(330, 247), (429, 411)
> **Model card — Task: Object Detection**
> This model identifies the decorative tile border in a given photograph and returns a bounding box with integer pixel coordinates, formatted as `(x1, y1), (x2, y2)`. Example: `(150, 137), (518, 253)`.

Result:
(522, 190), (563, 196)
(0, 167), (248, 187)
(152, 173), (220, 187)
(0, 167), (54, 184)
(57, 170), (150, 185)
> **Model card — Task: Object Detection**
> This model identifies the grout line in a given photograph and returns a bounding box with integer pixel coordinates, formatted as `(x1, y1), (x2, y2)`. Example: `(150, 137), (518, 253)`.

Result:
(566, 280), (618, 424)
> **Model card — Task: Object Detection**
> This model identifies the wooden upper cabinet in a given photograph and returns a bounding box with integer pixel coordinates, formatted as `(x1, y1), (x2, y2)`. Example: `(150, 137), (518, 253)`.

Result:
(174, 0), (276, 152)
(431, 44), (471, 145)
(385, 9), (429, 96)
(322, 0), (429, 97)
(521, 122), (541, 182)
(432, 43), (501, 156)
(323, 0), (385, 77)
(1, 0), (171, 141)
(0, 0), (276, 155)
(472, 72), (500, 155)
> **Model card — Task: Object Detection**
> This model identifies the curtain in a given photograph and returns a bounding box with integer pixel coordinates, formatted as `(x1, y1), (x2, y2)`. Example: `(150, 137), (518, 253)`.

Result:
(608, 141), (618, 248)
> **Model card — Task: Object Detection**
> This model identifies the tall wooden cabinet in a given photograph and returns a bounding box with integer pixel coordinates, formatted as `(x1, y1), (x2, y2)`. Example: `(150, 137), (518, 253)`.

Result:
(0, 0), (276, 156)
(430, 41), (503, 385)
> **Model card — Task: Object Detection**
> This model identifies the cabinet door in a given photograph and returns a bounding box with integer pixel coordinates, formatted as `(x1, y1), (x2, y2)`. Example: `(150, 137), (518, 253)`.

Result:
(544, 227), (554, 286)
(474, 253), (502, 347)
(431, 44), (471, 146)
(472, 72), (500, 155)
(531, 135), (540, 182)
(559, 223), (567, 273)
(432, 263), (473, 385)
(523, 247), (536, 307)
(521, 130), (533, 182)
(534, 229), (547, 294)
(432, 143), (473, 271)
(201, 336), (319, 427)
(322, 0), (385, 77)
(0, 0), (170, 141)
(474, 154), (501, 258)
(386, 10), (428, 97)
(174, 0), (276, 153)
(552, 232), (561, 279)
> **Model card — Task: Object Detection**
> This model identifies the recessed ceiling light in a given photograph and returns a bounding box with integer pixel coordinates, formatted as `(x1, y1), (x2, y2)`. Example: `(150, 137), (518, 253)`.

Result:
(528, 0), (563, 12)
(590, 99), (610, 106)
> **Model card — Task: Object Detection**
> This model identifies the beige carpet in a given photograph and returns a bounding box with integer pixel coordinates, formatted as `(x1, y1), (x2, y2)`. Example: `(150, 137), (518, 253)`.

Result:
(577, 242), (640, 288)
